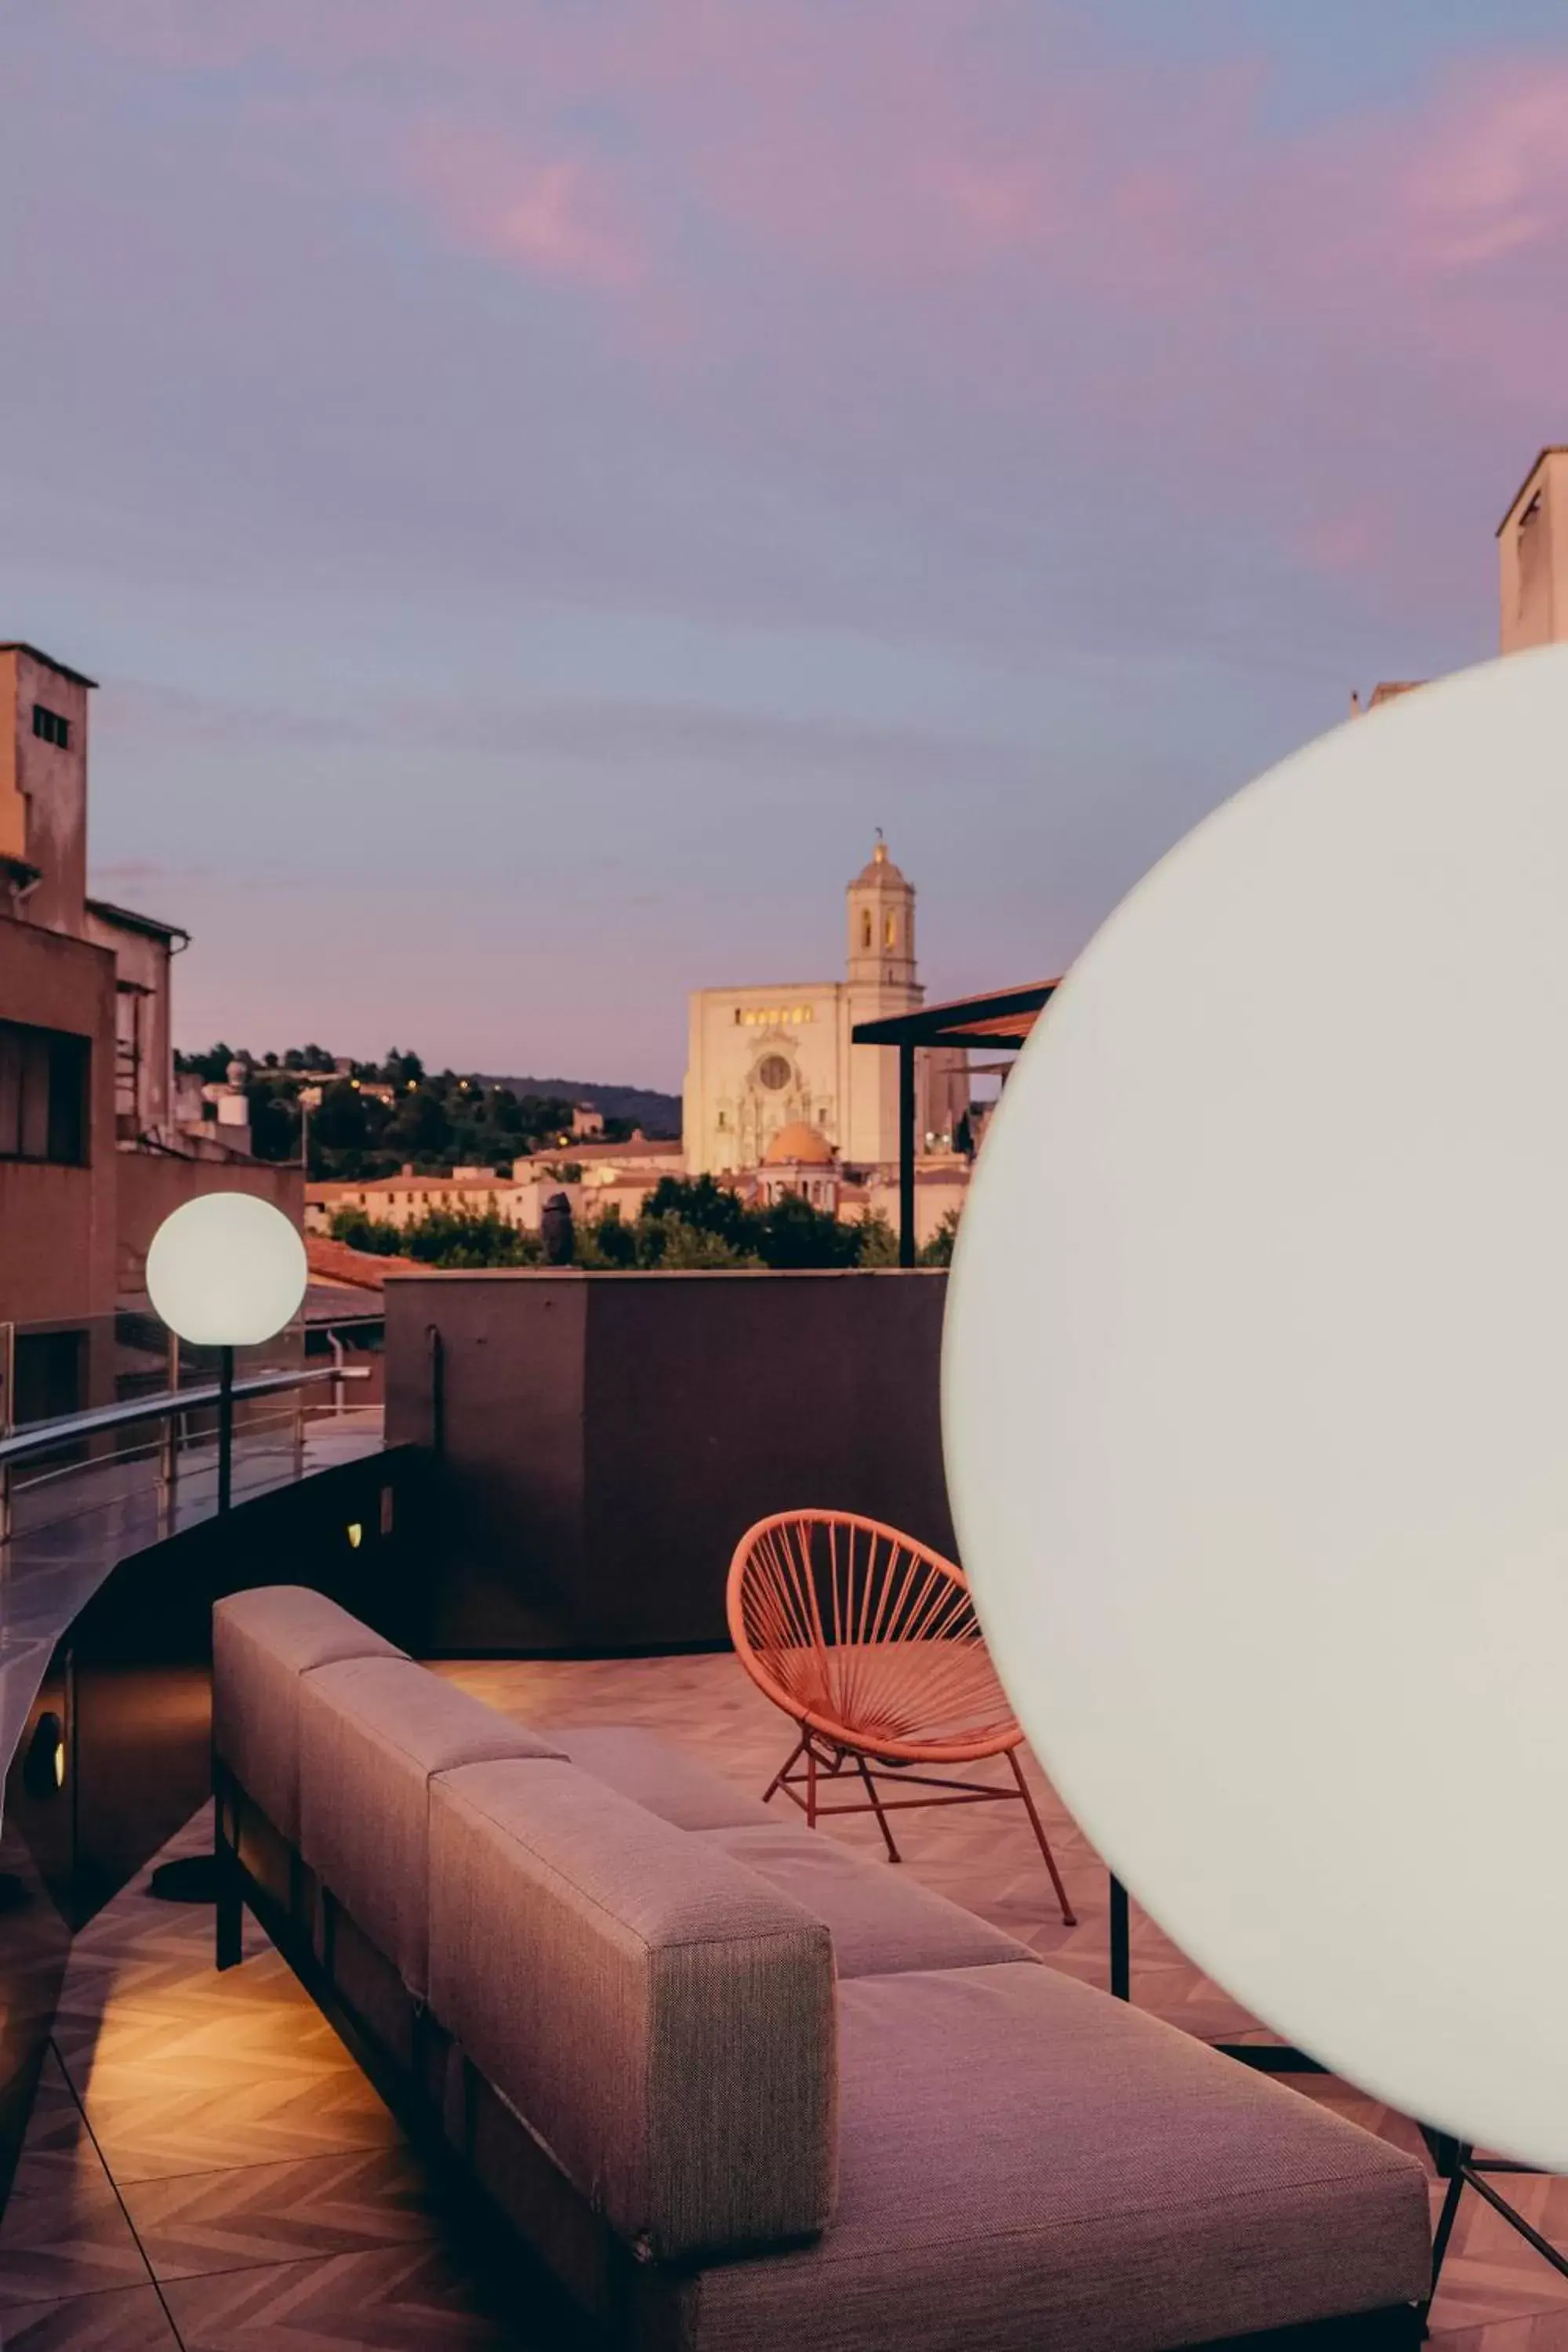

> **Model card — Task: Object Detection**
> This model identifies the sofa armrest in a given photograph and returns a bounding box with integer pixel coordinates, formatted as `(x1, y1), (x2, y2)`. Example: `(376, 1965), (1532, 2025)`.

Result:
(430, 1757), (837, 2263)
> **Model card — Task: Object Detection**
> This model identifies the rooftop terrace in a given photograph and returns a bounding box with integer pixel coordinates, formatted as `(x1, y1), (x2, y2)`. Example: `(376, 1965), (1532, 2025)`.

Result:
(2, 1269), (1560, 2349)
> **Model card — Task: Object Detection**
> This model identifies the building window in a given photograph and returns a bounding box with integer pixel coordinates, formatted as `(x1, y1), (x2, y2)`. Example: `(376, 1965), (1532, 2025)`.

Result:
(757, 1054), (792, 1092)
(114, 985), (146, 1129)
(0, 1021), (90, 1164)
(861, 912), (873, 951)
(884, 913), (898, 949)
(31, 704), (71, 750)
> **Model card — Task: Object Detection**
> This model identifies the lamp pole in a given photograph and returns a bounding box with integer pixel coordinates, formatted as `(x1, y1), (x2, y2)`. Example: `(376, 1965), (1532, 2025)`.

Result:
(143, 1192), (309, 1910)
(216, 1343), (234, 1515)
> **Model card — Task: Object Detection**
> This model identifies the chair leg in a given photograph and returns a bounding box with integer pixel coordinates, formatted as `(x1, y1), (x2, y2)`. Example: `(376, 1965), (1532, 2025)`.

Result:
(854, 1755), (902, 1864)
(805, 1740), (817, 1828)
(1007, 1748), (1076, 1926)
(762, 1734), (807, 1805)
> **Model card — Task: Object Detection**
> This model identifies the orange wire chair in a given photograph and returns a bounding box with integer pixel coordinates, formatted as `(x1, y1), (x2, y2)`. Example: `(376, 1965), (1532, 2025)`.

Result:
(727, 1509), (1076, 1923)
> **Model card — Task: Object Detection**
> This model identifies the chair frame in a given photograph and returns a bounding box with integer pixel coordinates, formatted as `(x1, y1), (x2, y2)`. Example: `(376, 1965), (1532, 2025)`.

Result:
(729, 1509), (1076, 1924)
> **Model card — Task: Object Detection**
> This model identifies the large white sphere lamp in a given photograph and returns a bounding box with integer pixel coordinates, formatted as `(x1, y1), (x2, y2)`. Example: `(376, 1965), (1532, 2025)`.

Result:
(943, 644), (1568, 2173)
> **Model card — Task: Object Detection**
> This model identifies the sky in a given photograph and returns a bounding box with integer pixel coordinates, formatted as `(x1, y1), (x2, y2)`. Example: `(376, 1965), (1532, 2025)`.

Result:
(5, 2), (1568, 1088)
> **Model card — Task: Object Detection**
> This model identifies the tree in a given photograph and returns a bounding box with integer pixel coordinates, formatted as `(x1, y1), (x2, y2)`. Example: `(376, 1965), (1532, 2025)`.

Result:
(312, 1079), (370, 1154)
(246, 1084), (299, 1163)
(383, 1085), (452, 1158)
(328, 1210), (404, 1256)
(176, 1042), (235, 1082)
(576, 1207), (637, 1268)
(755, 1192), (862, 1269)
(641, 1174), (754, 1250)
(401, 1210), (538, 1268)
(637, 1210), (760, 1269)
(920, 1207), (962, 1266)
(853, 1213), (899, 1266)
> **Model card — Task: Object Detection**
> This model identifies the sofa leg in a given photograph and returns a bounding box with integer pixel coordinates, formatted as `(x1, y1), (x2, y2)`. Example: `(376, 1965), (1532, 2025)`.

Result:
(216, 1867), (242, 1970)
(215, 1786), (242, 1973)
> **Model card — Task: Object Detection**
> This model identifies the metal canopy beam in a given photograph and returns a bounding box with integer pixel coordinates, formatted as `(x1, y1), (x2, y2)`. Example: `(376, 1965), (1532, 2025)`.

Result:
(851, 979), (1058, 1266)
(851, 979), (1058, 1052)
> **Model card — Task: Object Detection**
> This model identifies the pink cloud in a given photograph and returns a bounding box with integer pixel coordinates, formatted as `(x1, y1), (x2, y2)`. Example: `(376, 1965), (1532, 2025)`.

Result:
(407, 129), (640, 288)
(53, 2), (1568, 603)
(1294, 512), (1383, 579)
(1396, 69), (1568, 272)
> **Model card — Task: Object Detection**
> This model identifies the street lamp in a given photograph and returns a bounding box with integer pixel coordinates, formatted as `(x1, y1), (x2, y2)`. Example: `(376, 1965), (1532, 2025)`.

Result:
(146, 1192), (307, 1515)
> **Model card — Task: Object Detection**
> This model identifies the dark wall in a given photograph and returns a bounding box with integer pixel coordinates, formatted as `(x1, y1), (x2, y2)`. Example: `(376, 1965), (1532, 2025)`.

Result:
(0, 1445), (420, 2214)
(5, 1448), (421, 1933)
(384, 1269), (954, 1652)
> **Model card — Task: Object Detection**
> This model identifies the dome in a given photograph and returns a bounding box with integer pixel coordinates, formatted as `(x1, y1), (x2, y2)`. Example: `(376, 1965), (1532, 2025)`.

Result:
(851, 834), (909, 889)
(764, 1122), (836, 1167)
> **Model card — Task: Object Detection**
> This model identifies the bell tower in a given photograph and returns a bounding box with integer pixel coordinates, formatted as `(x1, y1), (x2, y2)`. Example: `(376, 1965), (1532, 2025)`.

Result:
(846, 833), (916, 989)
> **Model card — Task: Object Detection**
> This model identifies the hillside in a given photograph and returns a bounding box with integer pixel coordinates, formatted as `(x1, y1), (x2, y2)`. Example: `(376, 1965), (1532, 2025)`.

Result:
(482, 1076), (682, 1138)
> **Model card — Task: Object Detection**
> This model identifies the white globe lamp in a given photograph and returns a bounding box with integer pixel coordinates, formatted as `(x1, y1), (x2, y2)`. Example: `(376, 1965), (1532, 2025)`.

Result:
(143, 1190), (307, 1911)
(146, 1192), (307, 1512)
(943, 644), (1568, 2177)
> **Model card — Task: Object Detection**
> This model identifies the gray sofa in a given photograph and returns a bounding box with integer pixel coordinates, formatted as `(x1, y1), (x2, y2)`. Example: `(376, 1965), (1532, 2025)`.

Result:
(210, 1587), (1432, 2352)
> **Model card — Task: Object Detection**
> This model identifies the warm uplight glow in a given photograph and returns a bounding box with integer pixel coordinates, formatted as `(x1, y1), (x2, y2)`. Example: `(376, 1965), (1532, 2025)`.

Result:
(347, 1522), (364, 1548)
(146, 1192), (308, 1347)
(945, 644), (1568, 2172)
(23, 1711), (65, 1801)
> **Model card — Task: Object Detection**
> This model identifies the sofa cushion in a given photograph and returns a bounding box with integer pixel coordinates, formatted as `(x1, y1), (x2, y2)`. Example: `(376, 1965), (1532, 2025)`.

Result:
(695, 1823), (1036, 1980)
(662, 1963), (1431, 2352)
(298, 1656), (566, 2001)
(428, 1758), (837, 2263)
(212, 1587), (405, 1843)
(548, 1725), (776, 1829)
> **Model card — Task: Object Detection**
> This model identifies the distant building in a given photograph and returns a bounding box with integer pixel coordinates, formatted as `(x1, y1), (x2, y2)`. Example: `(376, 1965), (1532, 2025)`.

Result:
(1348, 681), (1424, 717)
(0, 641), (299, 1408)
(757, 1122), (840, 1212)
(572, 1103), (605, 1138)
(683, 839), (968, 1178)
(307, 1134), (685, 1243)
(1352, 443), (1568, 719)
(1499, 447), (1568, 654)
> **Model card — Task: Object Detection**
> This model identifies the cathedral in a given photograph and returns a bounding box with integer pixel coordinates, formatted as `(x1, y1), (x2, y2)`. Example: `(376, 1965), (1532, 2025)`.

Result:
(682, 840), (970, 1177)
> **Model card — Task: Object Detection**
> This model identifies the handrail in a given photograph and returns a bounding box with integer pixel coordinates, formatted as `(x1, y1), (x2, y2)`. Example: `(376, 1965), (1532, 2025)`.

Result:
(0, 1364), (370, 1468)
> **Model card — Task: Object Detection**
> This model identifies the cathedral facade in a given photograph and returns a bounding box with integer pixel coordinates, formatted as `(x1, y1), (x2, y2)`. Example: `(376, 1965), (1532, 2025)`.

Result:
(683, 840), (969, 1176)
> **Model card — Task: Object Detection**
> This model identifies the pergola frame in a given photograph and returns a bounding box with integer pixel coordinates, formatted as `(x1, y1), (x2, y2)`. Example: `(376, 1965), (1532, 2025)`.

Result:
(851, 981), (1058, 1265)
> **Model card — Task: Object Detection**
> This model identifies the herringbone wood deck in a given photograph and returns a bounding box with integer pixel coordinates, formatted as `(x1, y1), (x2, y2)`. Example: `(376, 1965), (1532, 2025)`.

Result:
(9, 1650), (1563, 2346)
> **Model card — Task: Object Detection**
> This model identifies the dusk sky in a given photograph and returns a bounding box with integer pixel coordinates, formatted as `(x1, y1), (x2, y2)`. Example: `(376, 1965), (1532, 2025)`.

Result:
(5, 2), (1567, 1087)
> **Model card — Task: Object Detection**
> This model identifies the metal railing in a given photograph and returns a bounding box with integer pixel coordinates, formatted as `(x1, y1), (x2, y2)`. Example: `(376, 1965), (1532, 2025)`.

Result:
(0, 1361), (370, 1548)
